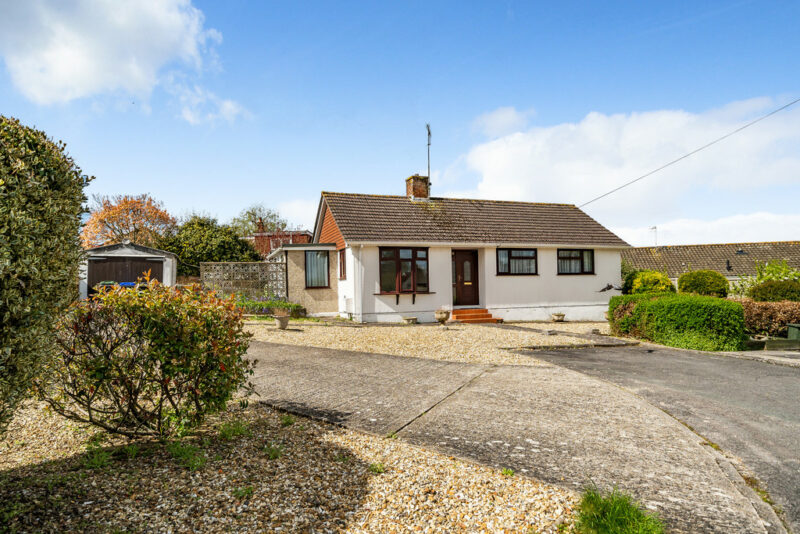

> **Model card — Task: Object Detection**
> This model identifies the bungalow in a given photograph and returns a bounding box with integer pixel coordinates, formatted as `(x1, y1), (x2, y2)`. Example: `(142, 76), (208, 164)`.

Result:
(272, 175), (629, 323)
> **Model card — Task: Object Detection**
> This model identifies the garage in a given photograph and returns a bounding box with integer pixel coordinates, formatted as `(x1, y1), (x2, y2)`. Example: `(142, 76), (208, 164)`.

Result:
(79, 242), (178, 298)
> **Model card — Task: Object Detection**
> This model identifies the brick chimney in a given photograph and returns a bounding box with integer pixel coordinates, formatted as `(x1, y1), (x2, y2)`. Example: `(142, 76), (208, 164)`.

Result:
(406, 174), (430, 199)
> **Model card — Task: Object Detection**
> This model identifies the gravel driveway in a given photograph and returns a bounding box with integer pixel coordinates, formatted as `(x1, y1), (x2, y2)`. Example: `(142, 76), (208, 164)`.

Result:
(249, 340), (769, 533)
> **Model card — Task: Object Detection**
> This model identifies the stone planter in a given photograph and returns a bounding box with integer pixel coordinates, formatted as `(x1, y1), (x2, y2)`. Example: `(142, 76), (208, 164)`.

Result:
(434, 309), (451, 325)
(274, 316), (290, 330)
(551, 313), (565, 322)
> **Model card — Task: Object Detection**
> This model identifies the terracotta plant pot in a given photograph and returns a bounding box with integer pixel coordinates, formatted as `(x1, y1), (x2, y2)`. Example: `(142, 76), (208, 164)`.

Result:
(274, 316), (290, 330)
(434, 309), (450, 325)
(551, 313), (565, 322)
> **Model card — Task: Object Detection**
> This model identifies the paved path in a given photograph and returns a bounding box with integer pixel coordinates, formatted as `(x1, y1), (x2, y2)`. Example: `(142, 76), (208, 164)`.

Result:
(248, 341), (769, 533)
(530, 345), (800, 534)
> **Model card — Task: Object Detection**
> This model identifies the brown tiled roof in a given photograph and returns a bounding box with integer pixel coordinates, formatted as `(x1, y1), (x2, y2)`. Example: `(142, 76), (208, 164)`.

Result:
(622, 241), (800, 278)
(320, 192), (629, 247)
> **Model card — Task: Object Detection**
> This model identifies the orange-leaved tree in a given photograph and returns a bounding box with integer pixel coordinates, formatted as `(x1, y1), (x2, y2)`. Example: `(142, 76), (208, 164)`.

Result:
(81, 194), (176, 248)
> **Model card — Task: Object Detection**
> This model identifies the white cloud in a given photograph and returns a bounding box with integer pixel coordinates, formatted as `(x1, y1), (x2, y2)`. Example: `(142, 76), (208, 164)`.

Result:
(279, 199), (319, 232)
(614, 212), (800, 247)
(169, 82), (249, 125)
(472, 106), (535, 138)
(446, 97), (800, 230)
(0, 0), (244, 124)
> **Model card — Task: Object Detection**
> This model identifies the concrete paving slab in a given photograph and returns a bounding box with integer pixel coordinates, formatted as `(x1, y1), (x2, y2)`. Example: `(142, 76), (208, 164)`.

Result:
(248, 341), (767, 533)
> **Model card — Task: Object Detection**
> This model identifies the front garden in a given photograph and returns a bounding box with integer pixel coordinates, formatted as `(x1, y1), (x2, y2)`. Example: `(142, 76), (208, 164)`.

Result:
(612, 263), (800, 351)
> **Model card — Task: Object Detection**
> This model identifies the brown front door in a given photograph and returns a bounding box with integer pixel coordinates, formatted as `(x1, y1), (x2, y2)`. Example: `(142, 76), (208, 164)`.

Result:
(452, 250), (479, 306)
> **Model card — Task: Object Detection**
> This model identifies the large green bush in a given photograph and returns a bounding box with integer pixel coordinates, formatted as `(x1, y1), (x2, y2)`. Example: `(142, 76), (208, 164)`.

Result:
(160, 215), (261, 276)
(733, 259), (800, 296)
(235, 295), (305, 317)
(39, 279), (254, 437)
(0, 116), (91, 435)
(677, 269), (729, 297)
(629, 270), (675, 294)
(747, 280), (800, 302)
(609, 293), (745, 351)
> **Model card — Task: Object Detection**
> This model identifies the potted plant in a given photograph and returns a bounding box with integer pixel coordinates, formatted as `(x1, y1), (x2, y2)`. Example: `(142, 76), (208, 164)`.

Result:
(434, 307), (451, 325)
(273, 307), (290, 330)
(551, 312), (565, 322)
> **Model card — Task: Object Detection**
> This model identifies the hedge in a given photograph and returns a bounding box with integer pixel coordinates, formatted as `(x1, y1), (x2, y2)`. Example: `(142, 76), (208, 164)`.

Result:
(741, 299), (800, 337)
(609, 293), (745, 351)
(235, 295), (305, 318)
(748, 280), (800, 302)
(628, 270), (675, 294)
(678, 270), (728, 297)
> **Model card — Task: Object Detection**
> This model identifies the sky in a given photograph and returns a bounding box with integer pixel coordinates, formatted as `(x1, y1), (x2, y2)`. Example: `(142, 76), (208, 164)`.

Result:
(1, 0), (798, 246)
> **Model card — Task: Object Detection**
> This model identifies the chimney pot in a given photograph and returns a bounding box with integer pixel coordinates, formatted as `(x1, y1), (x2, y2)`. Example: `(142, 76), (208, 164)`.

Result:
(406, 174), (430, 199)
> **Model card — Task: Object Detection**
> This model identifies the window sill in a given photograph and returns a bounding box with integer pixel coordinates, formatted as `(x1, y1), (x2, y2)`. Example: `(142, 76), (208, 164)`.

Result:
(496, 273), (539, 276)
(556, 273), (596, 276)
(375, 291), (435, 295)
(305, 285), (331, 289)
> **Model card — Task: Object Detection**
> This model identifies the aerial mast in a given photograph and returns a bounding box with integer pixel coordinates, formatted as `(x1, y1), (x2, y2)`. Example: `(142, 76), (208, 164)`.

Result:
(426, 123), (431, 179)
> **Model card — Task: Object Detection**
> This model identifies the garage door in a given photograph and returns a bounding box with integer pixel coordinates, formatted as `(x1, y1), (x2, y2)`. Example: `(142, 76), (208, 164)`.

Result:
(87, 257), (165, 289)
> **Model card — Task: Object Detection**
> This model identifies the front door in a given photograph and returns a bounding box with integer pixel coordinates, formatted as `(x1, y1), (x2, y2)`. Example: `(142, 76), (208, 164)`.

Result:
(452, 250), (479, 306)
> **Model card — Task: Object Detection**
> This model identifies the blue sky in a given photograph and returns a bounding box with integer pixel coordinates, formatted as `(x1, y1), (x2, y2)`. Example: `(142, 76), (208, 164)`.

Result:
(1, 0), (798, 245)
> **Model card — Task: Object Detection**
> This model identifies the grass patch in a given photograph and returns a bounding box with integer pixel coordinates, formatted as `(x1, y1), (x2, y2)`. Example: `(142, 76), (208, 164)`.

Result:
(368, 462), (385, 474)
(166, 441), (207, 471)
(280, 414), (296, 427)
(501, 468), (515, 477)
(263, 442), (284, 460)
(742, 475), (774, 506)
(233, 486), (254, 500)
(575, 486), (664, 534)
(218, 420), (251, 441)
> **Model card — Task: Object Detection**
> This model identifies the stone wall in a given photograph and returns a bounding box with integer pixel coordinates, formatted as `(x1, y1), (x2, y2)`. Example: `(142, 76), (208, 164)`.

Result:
(200, 259), (287, 299)
(286, 249), (338, 315)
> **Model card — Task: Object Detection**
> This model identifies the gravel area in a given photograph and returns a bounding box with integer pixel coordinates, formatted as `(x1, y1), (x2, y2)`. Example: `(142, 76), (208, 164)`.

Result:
(247, 321), (611, 366)
(1, 402), (577, 533)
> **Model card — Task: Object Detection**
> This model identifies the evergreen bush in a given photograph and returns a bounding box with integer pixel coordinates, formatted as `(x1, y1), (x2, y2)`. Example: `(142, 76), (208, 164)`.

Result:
(747, 280), (800, 302)
(677, 270), (729, 297)
(629, 270), (675, 294)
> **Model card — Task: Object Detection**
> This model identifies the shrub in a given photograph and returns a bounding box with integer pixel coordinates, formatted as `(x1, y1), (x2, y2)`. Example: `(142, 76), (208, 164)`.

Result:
(629, 270), (675, 294)
(747, 280), (800, 302)
(235, 295), (305, 317)
(0, 116), (91, 435)
(609, 293), (745, 351)
(741, 299), (800, 337)
(678, 270), (729, 297)
(575, 486), (664, 534)
(39, 279), (254, 438)
(733, 259), (800, 296)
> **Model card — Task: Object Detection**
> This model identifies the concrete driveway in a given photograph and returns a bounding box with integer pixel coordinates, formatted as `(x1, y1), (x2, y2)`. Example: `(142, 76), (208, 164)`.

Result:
(248, 341), (773, 533)
(530, 345), (799, 534)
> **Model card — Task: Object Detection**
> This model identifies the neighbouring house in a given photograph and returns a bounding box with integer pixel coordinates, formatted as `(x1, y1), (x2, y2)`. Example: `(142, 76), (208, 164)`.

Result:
(622, 241), (800, 285)
(79, 242), (177, 299)
(246, 217), (311, 259)
(269, 174), (629, 322)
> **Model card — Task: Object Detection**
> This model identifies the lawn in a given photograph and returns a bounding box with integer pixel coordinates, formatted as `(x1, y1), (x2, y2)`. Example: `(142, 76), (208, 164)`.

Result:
(1, 402), (577, 533)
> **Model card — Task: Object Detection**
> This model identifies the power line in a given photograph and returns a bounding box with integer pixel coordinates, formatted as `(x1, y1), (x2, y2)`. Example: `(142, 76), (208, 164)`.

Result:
(579, 96), (800, 208)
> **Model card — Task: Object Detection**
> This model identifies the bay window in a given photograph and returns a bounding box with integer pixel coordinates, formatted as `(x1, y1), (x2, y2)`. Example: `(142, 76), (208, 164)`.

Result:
(379, 247), (429, 293)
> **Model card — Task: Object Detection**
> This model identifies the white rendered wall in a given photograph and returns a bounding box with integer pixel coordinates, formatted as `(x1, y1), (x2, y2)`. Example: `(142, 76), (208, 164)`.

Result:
(337, 247), (357, 318)
(483, 247), (622, 321)
(351, 245), (623, 323)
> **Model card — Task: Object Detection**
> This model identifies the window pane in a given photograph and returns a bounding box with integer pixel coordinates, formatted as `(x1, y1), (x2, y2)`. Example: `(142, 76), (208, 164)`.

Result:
(416, 249), (427, 259)
(380, 260), (396, 292)
(513, 250), (536, 258)
(399, 248), (412, 259)
(415, 260), (429, 291)
(306, 251), (329, 287)
(400, 261), (413, 291)
(558, 257), (580, 274)
(510, 258), (536, 274)
(497, 250), (509, 273)
(582, 250), (594, 273)
(463, 260), (472, 282)
(381, 249), (395, 259)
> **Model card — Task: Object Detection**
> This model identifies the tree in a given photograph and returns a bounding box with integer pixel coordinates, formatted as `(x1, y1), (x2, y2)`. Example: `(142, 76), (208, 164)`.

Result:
(160, 215), (261, 276)
(0, 116), (91, 435)
(81, 194), (176, 248)
(229, 203), (287, 237)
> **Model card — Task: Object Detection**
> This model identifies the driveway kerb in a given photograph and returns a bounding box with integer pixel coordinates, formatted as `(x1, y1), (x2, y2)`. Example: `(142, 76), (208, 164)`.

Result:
(248, 341), (769, 533)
